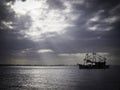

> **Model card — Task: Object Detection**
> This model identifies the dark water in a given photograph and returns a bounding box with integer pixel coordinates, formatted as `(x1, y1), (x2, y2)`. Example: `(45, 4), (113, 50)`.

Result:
(0, 66), (120, 90)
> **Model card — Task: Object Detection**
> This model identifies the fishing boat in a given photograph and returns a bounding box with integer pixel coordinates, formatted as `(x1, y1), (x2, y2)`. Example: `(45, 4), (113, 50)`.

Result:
(78, 53), (109, 69)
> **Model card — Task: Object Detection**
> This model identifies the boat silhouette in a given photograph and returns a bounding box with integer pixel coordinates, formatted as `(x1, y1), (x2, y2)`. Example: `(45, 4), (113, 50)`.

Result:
(78, 53), (109, 69)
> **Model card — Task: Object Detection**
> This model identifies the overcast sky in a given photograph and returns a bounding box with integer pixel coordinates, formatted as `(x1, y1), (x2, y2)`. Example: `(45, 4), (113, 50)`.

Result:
(0, 0), (120, 65)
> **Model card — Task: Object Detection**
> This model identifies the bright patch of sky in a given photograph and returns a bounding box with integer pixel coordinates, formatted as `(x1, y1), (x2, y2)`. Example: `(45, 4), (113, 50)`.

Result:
(11, 0), (75, 42)
(37, 49), (54, 53)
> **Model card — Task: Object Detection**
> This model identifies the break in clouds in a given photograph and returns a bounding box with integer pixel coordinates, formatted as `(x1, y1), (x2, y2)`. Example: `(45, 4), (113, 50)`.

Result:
(0, 0), (120, 65)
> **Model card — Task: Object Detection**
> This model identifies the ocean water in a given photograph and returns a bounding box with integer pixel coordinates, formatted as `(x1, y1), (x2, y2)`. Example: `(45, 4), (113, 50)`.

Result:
(0, 66), (120, 90)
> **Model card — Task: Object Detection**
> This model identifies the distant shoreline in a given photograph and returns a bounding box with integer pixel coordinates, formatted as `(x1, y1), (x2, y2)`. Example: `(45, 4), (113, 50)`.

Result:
(0, 64), (76, 66)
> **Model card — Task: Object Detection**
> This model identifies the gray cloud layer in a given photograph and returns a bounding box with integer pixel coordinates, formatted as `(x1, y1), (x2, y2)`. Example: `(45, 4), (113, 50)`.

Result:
(0, 0), (120, 65)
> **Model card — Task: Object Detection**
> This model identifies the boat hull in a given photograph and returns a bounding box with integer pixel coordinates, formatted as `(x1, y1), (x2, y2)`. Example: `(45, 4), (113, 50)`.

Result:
(78, 64), (109, 69)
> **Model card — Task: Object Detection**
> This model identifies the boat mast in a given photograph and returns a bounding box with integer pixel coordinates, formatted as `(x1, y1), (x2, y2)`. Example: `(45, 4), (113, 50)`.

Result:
(92, 53), (96, 64)
(84, 53), (89, 65)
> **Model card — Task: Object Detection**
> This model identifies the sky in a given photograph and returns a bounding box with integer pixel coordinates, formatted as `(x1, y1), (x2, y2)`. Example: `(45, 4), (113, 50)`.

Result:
(0, 0), (120, 65)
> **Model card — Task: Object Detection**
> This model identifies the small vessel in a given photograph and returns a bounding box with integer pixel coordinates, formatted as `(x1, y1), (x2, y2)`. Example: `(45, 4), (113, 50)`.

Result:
(78, 53), (109, 69)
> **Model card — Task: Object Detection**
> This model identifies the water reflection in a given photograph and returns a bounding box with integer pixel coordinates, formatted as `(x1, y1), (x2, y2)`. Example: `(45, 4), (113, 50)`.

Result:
(0, 66), (76, 90)
(0, 66), (120, 90)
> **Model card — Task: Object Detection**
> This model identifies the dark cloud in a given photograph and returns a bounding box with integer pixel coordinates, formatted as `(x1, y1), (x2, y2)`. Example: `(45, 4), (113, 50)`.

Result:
(65, 0), (120, 46)
(0, 0), (34, 61)
(0, 1), (14, 28)
(43, 0), (120, 63)
(47, 0), (66, 10)
(0, 30), (35, 60)
(0, 0), (120, 65)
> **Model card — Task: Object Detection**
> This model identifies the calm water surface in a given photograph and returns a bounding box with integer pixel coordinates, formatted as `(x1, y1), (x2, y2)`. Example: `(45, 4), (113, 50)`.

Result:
(0, 66), (120, 90)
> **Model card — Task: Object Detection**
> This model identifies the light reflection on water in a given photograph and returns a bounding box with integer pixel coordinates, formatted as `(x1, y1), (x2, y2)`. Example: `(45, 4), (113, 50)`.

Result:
(0, 66), (120, 90)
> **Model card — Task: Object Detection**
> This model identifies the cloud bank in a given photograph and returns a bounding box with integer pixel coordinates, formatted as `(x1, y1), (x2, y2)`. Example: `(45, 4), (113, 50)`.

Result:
(0, 0), (120, 65)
